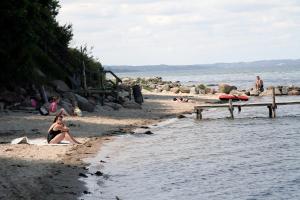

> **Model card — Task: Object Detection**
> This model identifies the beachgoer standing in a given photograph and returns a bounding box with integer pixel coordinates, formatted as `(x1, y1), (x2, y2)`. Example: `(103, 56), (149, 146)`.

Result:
(255, 76), (264, 92)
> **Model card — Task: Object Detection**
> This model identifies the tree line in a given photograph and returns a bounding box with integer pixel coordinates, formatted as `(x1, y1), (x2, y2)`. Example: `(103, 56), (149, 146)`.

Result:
(0, 0), (102, 86)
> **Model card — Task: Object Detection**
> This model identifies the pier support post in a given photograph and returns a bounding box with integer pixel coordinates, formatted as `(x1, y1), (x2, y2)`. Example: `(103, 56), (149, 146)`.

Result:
(228, 99), (234, 119)
(267, 105), (272, 118)
(272, 87), (277, 118)
(196, 109), (203, 120)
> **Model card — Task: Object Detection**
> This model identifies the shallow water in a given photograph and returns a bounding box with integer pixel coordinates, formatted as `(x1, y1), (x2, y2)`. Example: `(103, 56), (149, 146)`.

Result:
(81, 96), (300, 200)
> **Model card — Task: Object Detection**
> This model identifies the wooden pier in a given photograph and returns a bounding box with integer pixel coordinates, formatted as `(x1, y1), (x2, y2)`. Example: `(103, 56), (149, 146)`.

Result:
(194, 88), (300, 120)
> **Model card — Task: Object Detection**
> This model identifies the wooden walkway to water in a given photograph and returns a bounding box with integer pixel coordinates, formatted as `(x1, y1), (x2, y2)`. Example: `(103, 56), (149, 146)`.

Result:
(194, 88), (300, 119)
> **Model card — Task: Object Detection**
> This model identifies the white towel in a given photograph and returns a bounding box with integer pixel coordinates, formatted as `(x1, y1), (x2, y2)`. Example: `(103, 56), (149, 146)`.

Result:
(11, 137), (70, 145)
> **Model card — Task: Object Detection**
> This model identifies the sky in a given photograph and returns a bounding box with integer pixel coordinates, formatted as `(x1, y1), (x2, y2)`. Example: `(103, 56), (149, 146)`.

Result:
(57, 0), (300, 65)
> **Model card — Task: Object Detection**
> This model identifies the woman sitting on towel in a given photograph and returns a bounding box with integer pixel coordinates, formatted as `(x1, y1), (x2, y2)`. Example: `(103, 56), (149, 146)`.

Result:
(47, 114), (81, 144)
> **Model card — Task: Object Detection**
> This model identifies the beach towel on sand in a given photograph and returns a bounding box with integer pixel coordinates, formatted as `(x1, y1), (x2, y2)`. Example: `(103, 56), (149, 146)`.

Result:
(11, 137), (70, 145)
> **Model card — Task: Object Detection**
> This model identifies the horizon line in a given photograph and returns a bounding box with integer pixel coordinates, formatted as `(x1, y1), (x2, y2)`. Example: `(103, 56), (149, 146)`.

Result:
(103, 58), (300, 67)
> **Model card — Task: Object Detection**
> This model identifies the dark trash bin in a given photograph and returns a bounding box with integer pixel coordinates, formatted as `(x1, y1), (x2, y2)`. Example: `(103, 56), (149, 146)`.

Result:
(132, 85), (143, 104)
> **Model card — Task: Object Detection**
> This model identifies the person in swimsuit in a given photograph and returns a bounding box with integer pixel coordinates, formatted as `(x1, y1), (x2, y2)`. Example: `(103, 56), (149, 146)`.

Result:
(47, 115), (81, 144)
(255, 76), (264, 92)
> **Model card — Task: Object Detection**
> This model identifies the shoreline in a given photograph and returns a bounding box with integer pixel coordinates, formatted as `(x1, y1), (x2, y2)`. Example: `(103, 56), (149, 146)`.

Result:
(0, 92), (207, 199)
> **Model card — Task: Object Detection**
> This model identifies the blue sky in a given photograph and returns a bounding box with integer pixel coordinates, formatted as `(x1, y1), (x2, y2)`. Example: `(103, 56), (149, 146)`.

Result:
(57, 0), (300, 65)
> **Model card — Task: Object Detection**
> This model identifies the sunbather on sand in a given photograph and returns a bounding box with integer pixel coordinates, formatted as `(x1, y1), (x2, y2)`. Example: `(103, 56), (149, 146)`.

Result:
(47, 115), (81, 144)
(173, 97), (189, 102)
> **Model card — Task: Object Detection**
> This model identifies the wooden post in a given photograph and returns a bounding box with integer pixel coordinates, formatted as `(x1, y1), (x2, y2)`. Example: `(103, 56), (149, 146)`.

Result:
(272, 87), (276, 118)
(196, 109), (203, 120)
(81, 46), (87, 91)
(228, 99), (234, 119)
(267, 105), (272, 118)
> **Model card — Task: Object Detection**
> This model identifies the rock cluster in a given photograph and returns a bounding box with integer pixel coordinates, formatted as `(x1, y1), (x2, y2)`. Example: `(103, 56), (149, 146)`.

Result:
(121, 77), (217, 95)
(0, 80), (141, 115)
(249, 86), (300, 96)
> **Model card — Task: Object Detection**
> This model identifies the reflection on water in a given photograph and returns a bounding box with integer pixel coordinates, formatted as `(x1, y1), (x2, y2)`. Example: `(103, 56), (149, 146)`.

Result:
(81, 97), (300, 200)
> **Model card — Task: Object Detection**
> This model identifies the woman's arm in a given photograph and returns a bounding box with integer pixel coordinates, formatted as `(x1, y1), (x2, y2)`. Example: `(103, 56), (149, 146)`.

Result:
(53, 123), (69, 132)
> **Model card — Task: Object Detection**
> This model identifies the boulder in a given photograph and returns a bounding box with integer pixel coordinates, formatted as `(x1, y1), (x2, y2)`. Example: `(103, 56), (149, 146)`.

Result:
(176, 114), (186, 119)
(281, 86), (288, 95)
(154, 88), (162, 93)
(179, 86), (190, 93)
(51, 80), (70, 92)
(94, 105), (114, 112)
(199, 89), (206, 95)
(171, 82), (181, 88)
(162, 84), (171, 91)
(148, 84), (157, 89)
(143, 131), (154, 135)
(250, 89), (260, 96)
(260, 88), (282, 96)
(0, 91), (20, 103)
(45, 86), (60, 99)
(230, 90), (246, 96)
(170, 87), (180, 94)
(62, 92), (77, 105)
(121, 77), (131, 82)
(189, 87), (199, 95)
(60, 100), (74, 115)
(118, 91), (130, 99)
(17, 88), (27, 95)
(106, 95), (115, 102)
(288, 90), (300, 95)
(87, 96), (97, 105)
(274, 87), (282, 95)
(218, 84), (236, 94)
(74, 94), (95, 112)
(245, 91), (251, 96)
(105, 102), (123, 110)
(122, 101), (142, 109)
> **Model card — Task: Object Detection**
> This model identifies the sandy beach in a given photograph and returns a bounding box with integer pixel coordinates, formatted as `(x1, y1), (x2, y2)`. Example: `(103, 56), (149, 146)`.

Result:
(0, 91), (213, 199)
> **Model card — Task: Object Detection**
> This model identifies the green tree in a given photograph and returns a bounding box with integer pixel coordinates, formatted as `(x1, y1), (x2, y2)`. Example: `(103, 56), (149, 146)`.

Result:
(0, 0), (102, 87)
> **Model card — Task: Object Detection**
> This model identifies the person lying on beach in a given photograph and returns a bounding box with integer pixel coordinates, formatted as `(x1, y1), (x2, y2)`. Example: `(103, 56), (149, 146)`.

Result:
(47, 115), (81, 144)
(173, 97), (189, 102)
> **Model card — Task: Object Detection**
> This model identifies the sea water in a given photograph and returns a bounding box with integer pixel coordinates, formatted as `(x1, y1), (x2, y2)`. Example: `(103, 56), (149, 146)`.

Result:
(80, 65), (300, 199)
(81, 96), (300, 200)
(114, 65), (300, 89)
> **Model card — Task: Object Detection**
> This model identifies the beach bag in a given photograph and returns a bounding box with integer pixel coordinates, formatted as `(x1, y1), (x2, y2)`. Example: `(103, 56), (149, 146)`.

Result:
(74, 106), (82, 117)
(30, 98), (37, 108)
(39, 106), (49, 116)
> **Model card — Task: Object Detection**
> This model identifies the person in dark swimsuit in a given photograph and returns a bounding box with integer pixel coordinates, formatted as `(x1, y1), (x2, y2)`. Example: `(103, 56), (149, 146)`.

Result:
(47, 115), (81, 144)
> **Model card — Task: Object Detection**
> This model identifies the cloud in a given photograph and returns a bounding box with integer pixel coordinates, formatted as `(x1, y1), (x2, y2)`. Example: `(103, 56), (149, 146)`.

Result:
(57, 0), (300, 65)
